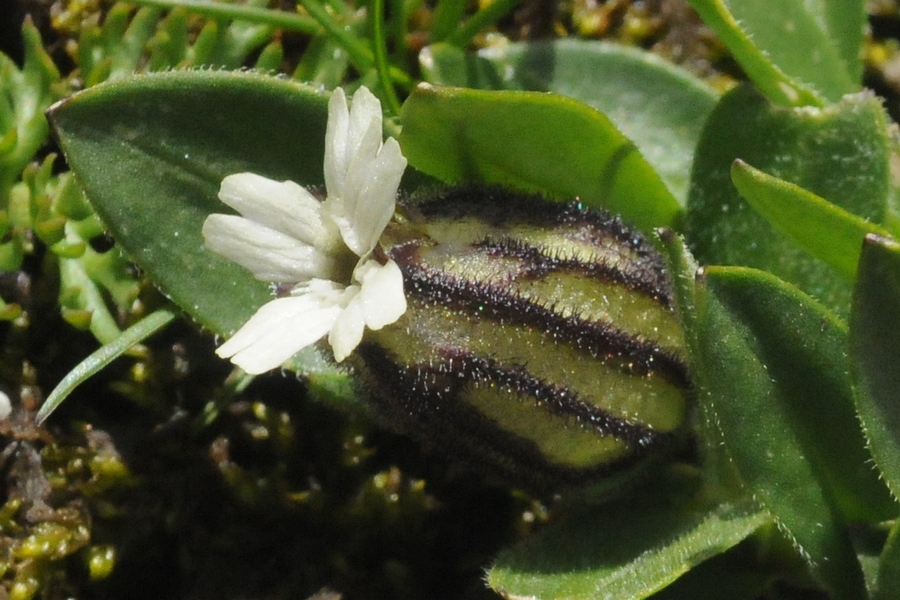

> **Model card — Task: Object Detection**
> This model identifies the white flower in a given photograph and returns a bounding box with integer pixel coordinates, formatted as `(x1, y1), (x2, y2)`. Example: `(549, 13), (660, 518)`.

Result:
(202, 86), (408, 374)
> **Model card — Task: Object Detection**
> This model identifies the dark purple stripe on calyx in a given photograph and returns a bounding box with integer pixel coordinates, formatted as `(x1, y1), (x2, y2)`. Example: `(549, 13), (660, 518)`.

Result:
(389, 241), (689, 389)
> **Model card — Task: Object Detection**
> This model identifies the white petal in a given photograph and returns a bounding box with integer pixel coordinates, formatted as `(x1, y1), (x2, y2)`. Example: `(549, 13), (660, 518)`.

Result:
(216, 295), (342, 374)
(334, 137), (407, 255)
(328, 290), (366, 362)
(348, 87), (383, 151)
(300, 278), (348, 297)
(219, 173), (341, 250)
(354, 258), (407, 330)
(324, 87), (385, 204)
(324, 88), (350, 199)
(203, 214), (339, 283)
(345, 88), (384, 192)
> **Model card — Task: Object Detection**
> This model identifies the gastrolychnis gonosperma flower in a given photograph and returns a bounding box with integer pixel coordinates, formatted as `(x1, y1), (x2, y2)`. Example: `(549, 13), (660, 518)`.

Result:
(202, 86), (408, 374)
(202, 85), (690, 491)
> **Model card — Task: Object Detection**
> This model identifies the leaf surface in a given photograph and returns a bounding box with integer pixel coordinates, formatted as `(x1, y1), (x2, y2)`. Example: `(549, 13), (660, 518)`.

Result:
(419, 40), (717, 205)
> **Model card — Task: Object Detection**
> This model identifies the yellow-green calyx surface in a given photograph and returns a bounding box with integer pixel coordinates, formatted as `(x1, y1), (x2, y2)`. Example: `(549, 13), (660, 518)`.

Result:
(355, 186), (690, 490)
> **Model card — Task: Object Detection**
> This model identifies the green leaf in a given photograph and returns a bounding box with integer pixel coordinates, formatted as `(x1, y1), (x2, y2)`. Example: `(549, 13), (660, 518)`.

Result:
(59, 254), (124, 345)
(419, 40), (718, 206)
(705, 267), (894, 524)
(292, 34), (350, 86)
(657, 229), (745, 496)
(488, 469), (769, 600)
(690, 266), (881, 599)
(851, 234), (900, 500)
(399, 84), (682, 233)
(430, 0), (467, 43)
(876, 519), (900, 600)
(731, 160), (893, 282)
(686, 86), (894, 316)
(685, 0), (863, 105)
(36, 309), (176, 425)
(0, 17), (62, 198)
(48, 71), (321, 335)
(47, 71), (353, 390)
(649, 529), (799, 600)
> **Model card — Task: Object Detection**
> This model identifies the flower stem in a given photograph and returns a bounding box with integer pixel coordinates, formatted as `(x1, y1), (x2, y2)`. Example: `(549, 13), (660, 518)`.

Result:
(373, 0), (403, 115)
(298, 0), (414, 91)
(444, 0), (524, 47)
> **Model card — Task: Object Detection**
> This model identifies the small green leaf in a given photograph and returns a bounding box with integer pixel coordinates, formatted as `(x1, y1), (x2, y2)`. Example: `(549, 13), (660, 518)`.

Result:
(687, 86), (894, 316)
(0, 17), (62, 198)
(420, 40), (718, 206)
(34, 215), (67, 246)
(685, 0), (863, 105)
(292, 35), (350, 87)
(399, 84), (682, 233)
(488, 469), (769, 600)
(0, 240), (24, 271)
(851, 234), (900, 500)
(731, 159), (892, 281)
(59, 256), (121, 343)
(253, 41), (284, 73)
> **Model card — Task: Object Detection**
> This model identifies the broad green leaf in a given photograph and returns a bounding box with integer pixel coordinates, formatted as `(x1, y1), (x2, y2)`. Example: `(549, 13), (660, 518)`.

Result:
(419, 40), (718, 205)
(47, 71), (350, 391)
(851, 234), (900, 500)
(731, 160), (892, 282)
(661, 231), (889, 596)
(686, 86), (893, 316)
(689, 266), (877, 599)
(488, 469), (768, 600)
(48, 71), (322, 335)
(685, 0), (863, 105)
(399, 84), (682, 233)
(704, 267), (894, 524)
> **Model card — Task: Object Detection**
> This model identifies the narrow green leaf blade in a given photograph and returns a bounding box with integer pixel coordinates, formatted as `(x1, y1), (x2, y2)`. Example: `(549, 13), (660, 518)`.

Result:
(687, 86), (894, 316)
(399, 84), (682, 233)
(731, 159), (892, 281)
(488, 471), (768, 600)
(420, 40), (718, 205)
(36, 309), (176, 424)
(852, 234), (900, 500)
